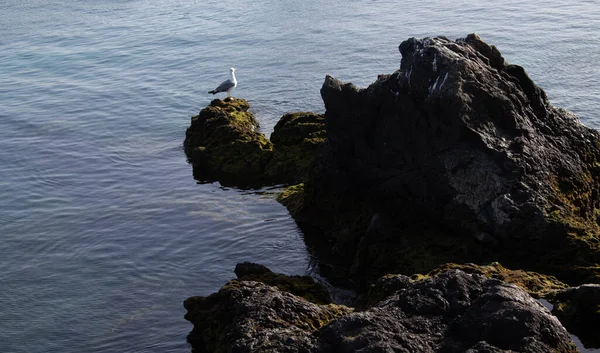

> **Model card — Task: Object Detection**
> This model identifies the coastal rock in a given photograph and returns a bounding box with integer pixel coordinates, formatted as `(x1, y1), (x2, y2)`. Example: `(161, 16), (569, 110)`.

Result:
(184, 267), (578, 352)
(425, 262), (570, 298)
(183, 263), (351, 353)
(292, 34), (600, 286)
(265, 112), (326, 184)
(365, 262), (569, 306)
(551, 284), (600, 348)
(184, 99), (325, 186)
(184, 98), (273, 185)
(234, 262), (332, 304)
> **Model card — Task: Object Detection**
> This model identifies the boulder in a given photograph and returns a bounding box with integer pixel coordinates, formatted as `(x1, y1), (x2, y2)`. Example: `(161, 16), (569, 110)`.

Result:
(551, 284), (600, 348)
(184, 98), (273, 185)
(184, 267), (578, 352)
(365, 262), (569, 306)
(234, 262), (332, 304)
(425, 262), (570, 298)
(265, 112), (326, 184)
(291, 34), (600, 286)
(183, 99), (325, 186)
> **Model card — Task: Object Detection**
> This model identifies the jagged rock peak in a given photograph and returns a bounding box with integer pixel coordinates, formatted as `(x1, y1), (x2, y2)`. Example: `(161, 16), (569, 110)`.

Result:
(311, 34), (600, 285)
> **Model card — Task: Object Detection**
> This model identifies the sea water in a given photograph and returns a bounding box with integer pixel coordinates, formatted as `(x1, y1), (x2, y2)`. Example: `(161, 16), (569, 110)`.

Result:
(1, 1), (598, 352)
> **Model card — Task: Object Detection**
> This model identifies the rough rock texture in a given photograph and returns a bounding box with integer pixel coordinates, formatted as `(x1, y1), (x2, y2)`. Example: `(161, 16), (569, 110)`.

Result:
(425, 262), (570, 298)
(234, 262), (332, 304)
(184, 99), (325, 186)
(551, 284), (600, 348)
(293, 34), (600, 286)
(184, 268), (578, 352)
(184, 98), (273, 185)
(265, 112), (326, 184)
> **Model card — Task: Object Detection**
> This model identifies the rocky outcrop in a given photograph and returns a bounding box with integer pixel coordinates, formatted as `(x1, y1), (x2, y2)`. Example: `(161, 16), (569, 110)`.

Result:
(184, 99), (324, 186)
(366, 262), (569, 306)
(290, 34), (600, 286)
(234, 262), (332, 304)
(184, 266), (578, 352)
(265, 112), (327, 184)
(425, 262), (570, 298)
(551, 284), (600, 348)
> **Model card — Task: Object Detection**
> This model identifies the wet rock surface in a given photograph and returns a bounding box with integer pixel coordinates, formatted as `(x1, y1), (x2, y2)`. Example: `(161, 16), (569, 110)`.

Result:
(265, 112), (326, 184)
(234, 262), (332, 304)
(184, 266), (578, 353)
(183, 99), (324, 186)
(551, 284), (600, 348)
(293, 34), (600, 286)
(184, 98), (273, 185)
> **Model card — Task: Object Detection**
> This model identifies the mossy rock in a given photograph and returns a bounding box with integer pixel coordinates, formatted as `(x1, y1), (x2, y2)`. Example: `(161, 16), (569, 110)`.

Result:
(184, 98), (274, 185)
(234, 262), (332, 304)
(364, 262), (570, 307)
(264, 112), (326, 184)
(184, 101), (326, 187)
(276, 183), (305, 217)
(425, 262), (570, 298)
(183, 265), (352, 353)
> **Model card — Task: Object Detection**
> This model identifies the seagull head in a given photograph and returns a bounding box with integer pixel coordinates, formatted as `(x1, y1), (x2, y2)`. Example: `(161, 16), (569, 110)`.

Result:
(230, 68), (236, 72)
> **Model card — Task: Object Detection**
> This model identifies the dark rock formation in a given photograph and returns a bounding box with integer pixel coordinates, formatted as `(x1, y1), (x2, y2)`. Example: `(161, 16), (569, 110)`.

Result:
(184, 98), (273, 185)
(183, 263), (351, 353)
(184, 266), (578, 352)
(290, 34), (600, 286)
(366, 262), (569, 307)
(425, 262), (570, 298)
(265, 112), (327, 184)
(184, 99), (325, 186)
(551, 284), (600, 348)
(234, 262), (332, 304)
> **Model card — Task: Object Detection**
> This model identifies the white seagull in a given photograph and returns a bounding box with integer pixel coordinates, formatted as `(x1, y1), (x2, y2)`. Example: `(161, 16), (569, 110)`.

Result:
(208, 68), (237, 97)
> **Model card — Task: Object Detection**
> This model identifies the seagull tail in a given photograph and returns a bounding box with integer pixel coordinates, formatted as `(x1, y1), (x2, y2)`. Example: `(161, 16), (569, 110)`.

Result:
(208, 90), (216, 94)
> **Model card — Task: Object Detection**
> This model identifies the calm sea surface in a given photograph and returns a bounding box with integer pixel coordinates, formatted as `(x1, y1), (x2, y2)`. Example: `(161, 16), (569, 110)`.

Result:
(1, 1), (599, 352)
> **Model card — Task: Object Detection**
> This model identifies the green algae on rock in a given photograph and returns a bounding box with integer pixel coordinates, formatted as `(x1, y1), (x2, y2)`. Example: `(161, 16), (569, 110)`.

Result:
(276, 183), (305, 217)
(282, 34), (600, 289)
(364, 262), (570, 306)
(425, 262), (570, 298)
(184, 99), (326, 187)
(183, 265), (351, 353)
(265, 112), (326, 184)
(234, 262), (332, 304)
(184, 98), (273, 185)
(184, 266), (579, 353)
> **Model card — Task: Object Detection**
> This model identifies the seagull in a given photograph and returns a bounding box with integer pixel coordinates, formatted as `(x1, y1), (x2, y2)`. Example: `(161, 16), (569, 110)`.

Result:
(208, 68), (237, 97)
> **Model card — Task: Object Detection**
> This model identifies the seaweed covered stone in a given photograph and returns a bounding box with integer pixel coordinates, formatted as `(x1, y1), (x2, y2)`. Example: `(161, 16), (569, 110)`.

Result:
(265, 112), (326, 184)
(183, 264), (351, 353)
(234, 262), (332, 304)
(184, 98), (273, 185)
(183, 99), (325, 186)
(184, 266), (578, 353)
(289, 34), (600, 287)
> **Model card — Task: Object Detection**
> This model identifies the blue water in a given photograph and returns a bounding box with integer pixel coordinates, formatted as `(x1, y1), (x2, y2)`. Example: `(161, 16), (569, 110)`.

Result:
(1, 1), (598, 352)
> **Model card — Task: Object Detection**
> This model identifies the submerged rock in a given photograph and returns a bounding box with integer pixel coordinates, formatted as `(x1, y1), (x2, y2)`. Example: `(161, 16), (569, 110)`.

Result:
(184, 99), (325, 186)
(184, 266), (578, 352)
(291, 34), (600, 286)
